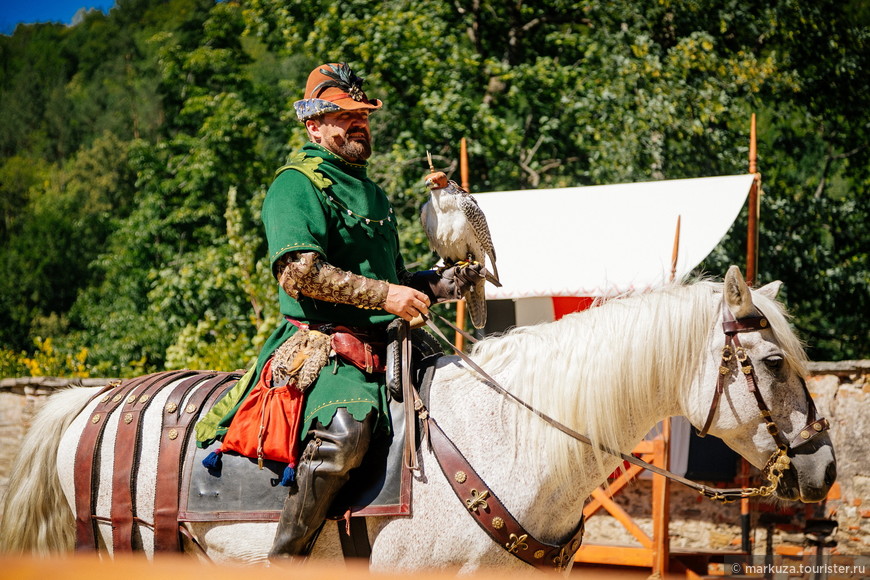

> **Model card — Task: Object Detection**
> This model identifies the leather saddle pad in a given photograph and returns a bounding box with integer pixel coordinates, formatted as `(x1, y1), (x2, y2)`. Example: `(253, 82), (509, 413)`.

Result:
(178, 396), (411, 522)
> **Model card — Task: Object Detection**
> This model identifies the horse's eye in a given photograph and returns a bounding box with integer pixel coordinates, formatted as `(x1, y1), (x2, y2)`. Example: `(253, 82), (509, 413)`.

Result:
(763, 355), (784, 372)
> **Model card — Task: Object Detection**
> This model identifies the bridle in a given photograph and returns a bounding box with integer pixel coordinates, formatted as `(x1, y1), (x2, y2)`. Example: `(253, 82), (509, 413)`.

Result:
(422, 298), (830, 504)
(695, 303), (830, 499)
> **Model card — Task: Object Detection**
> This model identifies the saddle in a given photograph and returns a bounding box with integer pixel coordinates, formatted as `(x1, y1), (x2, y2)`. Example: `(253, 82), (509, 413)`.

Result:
(183, 319), (442, 523)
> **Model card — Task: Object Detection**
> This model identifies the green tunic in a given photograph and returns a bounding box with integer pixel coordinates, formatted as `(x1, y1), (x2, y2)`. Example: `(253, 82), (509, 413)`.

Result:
(258, 142), (403, 436)
(197, 143), (404, 447)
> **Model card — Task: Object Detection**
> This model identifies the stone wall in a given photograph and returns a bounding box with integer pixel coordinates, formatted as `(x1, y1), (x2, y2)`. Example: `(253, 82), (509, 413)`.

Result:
(0, 362), (867, 558)
(582, 360), (870, 558)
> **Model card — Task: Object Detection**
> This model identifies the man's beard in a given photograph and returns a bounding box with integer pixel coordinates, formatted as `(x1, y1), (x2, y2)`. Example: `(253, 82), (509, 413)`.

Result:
(327, 130), (371, 162)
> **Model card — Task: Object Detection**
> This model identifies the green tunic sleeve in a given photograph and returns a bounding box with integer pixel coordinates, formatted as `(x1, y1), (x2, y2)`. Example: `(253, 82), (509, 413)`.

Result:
(263, 169), (330, 266)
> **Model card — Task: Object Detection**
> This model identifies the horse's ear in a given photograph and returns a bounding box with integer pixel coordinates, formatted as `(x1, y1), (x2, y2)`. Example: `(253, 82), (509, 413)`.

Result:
(756, 280), (783, 300)
(724, 266), (755, 318)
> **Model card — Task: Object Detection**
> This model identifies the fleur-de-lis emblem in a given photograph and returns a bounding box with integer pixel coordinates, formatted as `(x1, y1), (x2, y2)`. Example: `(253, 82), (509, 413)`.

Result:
(506, 533), (529, 554)
(465, 488), (490, 512)
(552, 547), (569, 569)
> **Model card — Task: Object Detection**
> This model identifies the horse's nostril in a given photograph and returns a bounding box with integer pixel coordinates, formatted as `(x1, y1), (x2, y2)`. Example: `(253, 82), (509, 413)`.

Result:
(824, 462), (837, 487)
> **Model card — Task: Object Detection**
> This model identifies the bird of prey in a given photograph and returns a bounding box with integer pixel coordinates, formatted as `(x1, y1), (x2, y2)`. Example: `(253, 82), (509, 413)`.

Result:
(420, 153), (500, 329)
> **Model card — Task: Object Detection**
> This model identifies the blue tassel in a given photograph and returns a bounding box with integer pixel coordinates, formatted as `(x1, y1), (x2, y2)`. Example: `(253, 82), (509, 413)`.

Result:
(202, 451), (222, 475)
(279, 465), (295, 486)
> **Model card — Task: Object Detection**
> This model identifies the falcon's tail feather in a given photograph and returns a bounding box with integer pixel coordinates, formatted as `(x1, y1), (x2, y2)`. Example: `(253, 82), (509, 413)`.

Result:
(465, 281), (487, 329)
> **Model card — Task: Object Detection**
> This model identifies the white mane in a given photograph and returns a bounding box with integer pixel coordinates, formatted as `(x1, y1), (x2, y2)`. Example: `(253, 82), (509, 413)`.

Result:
(467, 279), (806, 487)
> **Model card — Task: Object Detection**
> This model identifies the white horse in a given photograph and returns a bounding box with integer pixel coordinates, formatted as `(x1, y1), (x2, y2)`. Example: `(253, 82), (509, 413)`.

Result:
(0, 267), (836, 572)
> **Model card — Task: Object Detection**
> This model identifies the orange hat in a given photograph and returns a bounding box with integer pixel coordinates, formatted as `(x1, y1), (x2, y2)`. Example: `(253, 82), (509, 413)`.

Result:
(294, 62), (383, 121)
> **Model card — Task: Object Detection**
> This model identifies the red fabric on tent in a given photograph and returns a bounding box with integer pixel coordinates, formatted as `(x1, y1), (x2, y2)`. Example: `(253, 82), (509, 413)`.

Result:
(552, 296), (595, 320)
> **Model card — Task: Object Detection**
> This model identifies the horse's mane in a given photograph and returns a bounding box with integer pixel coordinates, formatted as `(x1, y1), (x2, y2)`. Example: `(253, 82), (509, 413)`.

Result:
(467, 279), (806, 487)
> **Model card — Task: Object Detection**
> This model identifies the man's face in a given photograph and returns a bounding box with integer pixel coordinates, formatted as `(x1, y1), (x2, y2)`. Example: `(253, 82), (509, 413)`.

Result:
(307, 110), (372, 163)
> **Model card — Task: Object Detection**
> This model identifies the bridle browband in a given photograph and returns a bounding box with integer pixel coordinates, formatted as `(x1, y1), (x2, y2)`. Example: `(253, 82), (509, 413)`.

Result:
(423, 298), (830, 504)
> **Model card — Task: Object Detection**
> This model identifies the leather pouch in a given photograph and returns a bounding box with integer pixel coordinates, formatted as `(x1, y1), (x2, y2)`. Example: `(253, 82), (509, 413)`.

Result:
(331, 326), (386, 374)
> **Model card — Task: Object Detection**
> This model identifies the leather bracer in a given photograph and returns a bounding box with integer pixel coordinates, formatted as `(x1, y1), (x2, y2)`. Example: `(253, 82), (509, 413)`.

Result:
(276, 251), (389, 310)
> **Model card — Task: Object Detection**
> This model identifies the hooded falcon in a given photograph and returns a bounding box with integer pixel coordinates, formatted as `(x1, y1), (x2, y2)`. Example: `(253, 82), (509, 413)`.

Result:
(421, 154), (500, 329)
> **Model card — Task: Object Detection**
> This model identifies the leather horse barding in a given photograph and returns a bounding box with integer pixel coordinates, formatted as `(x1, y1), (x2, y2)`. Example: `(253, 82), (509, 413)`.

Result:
(73, 370), (241, 552)
(68, 297), (831, 567)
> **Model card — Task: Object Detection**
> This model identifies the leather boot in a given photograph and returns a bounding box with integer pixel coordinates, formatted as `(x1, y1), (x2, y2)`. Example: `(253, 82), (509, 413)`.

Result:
(268, 407), (375, 559)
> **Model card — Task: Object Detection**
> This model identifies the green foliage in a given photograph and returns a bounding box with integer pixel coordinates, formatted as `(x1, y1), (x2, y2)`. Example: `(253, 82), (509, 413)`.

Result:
(0, 337), (89, 378)
(0, 0), (866, 375)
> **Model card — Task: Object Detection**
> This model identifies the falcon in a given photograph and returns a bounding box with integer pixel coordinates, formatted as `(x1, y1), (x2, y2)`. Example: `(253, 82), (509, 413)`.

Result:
(420, 154), (500, 329)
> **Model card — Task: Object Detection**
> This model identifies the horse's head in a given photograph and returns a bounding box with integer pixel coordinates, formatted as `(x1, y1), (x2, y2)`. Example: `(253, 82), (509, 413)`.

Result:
(686, 266), (836, 503)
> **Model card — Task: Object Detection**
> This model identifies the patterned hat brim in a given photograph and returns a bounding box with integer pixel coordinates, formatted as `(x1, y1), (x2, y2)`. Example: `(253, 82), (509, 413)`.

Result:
(294, 97), (383, 121)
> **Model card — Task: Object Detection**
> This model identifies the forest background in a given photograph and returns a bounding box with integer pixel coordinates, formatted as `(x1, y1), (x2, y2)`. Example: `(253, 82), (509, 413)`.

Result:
(0, 0), (867, 378)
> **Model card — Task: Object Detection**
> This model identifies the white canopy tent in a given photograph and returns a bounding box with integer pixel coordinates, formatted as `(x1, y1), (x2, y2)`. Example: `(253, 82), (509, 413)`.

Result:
(472, 174), (755, 326)
(469, 173), (756, 477)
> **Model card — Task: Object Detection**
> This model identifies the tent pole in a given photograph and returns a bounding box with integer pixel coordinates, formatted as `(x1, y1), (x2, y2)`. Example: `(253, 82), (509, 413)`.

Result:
(453, 138), (471, 350)
(746, 114), (760, 287)
(670, 215), (681, 282)
(741, 114), (762, 554)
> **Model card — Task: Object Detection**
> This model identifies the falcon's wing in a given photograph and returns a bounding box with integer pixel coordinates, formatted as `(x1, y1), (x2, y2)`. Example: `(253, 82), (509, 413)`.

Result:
(457, 187), (500, 285)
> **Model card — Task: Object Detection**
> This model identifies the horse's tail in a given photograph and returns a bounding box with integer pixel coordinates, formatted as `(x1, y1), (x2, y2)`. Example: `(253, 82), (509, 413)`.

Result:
(0, 386), (97, 555)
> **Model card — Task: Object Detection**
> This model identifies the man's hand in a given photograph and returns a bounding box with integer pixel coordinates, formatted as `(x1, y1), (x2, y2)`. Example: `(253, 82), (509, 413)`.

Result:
(384, 284), (430, 322)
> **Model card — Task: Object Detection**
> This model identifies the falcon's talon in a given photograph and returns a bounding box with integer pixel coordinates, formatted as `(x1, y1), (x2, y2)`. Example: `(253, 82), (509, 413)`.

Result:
(434, 262), (452, 275)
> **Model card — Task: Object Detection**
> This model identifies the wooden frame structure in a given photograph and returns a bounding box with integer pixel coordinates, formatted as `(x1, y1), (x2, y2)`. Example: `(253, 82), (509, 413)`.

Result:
(573, 424), (672, 572)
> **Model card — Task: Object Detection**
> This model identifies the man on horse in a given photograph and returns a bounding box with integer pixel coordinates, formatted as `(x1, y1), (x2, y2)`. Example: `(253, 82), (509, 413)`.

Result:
(206, 62), (481, 560)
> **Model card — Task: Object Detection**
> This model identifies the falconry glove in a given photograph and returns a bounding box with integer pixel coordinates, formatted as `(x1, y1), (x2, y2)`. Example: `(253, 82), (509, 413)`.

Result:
(404, 263), (486, 304)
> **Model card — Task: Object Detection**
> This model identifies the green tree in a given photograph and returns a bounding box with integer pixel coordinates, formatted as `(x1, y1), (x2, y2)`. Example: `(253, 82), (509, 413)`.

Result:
(68, 0), (285, 375)
(0, 0), (866, 375)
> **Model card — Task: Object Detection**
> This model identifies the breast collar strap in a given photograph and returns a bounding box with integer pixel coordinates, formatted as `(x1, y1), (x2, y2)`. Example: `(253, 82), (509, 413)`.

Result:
(697, 305), (830, 452)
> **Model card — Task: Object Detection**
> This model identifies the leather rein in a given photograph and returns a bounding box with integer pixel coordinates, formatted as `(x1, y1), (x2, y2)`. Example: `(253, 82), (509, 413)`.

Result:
(423, 300), (830, 504)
